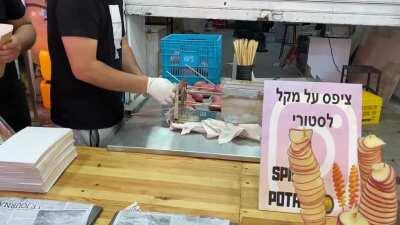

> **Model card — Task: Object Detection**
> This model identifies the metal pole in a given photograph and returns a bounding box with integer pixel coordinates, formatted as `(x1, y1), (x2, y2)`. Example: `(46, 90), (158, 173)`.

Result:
(23, 50), (40, 124)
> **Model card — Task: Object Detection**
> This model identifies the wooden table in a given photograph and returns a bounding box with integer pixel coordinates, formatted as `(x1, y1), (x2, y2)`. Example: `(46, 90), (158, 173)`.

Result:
(0, 147), (337, 225)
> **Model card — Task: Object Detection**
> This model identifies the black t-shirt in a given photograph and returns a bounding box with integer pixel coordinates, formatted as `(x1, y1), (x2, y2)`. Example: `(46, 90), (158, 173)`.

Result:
(48, 0), (125, 129)
(0, 0), (25, 99)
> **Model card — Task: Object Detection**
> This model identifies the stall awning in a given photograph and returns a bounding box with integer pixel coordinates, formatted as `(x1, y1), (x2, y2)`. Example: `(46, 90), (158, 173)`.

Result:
(125, 0), (400, 26)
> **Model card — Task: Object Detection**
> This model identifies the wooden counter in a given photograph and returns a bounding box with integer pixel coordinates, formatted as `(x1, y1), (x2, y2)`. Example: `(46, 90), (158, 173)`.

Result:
(0, 147), (337, 225)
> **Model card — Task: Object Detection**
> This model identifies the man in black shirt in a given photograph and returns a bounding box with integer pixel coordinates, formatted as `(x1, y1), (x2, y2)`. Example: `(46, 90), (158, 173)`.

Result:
(0, 0), (36, 132)
(48, 0), (175, 146)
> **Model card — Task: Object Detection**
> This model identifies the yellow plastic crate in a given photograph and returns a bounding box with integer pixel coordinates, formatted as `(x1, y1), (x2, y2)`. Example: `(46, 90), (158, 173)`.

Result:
(362, 91), (383, 125)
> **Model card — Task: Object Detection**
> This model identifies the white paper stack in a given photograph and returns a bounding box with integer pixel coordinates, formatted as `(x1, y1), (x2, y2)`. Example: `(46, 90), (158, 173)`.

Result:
(0, 127), (77, 193)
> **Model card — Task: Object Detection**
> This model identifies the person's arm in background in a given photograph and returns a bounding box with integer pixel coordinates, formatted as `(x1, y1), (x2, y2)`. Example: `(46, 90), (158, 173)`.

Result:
(0, 13), (36, 64)
(121, 37), (145, 76)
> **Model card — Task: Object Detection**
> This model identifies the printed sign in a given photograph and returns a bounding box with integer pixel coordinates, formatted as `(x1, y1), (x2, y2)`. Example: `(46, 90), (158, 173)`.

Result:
(258, 80), (362, 216)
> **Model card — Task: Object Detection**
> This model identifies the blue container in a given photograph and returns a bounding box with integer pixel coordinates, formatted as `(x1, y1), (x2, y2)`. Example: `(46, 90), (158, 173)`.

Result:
(161, 34), (222, 85)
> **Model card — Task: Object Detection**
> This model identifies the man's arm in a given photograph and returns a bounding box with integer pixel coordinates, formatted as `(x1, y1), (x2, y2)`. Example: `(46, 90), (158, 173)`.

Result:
(9, 14), (36, 51)
(62, 36), (148, 94)
(57, 0), (174, 104)
(0, 14), (36, 64)
(63, 36), (175, 104)
(121, 37), (145, 76)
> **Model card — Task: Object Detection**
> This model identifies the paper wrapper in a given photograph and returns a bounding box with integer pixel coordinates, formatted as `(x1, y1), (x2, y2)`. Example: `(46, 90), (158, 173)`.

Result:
(0, 24), (13, 78)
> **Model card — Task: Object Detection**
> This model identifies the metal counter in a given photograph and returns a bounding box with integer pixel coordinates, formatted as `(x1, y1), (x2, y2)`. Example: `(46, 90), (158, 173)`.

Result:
(108, 99), (261, 162)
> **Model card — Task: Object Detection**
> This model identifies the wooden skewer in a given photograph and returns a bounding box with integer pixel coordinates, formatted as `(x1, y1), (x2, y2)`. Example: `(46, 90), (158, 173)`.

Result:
(249, 41), (252, 65)
(166, 71), (180, 82)
(188, 102), (212, 106)
(254, 41), (259, 63)
(238, 39), (242, 65)
(244, 39), (248, 65)
(245, 40), (249, 66)
(185, 64), (215, 85)
(233, 38), (259, 66)
(234, 40), (238, 64)
(249, 40), (253, 65)
(244, 39), (247, 65)
(250, 40), (253, 65)
(233, 40), (239, 65)
(187, 90), (224, 96)
(241, 39), (245, 65)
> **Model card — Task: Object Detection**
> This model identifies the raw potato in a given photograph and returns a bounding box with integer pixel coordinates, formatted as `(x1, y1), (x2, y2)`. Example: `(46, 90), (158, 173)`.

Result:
(186, 94), (195, 107)
(215, 84), (223, 93)
(211, 95), (222, 105)
(193, 81), (207, 88)
(193, 81), (216, 92)
(289, 129), (313, 145)
(209, 95), (222, 111)
(359, 163), (398, 225)
(288, 128), (326, 225)
(357, 135), (384, 187)
(370, 163), (391, 182)
(337, 210), (369, 225)
(191, 93), (204, 102)
(363, 135), (386, 149)
(193, 82), (223, 93)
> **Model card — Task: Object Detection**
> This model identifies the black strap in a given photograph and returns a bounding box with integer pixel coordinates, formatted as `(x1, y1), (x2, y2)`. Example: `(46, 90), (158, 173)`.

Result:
(89, 129), (100, 147)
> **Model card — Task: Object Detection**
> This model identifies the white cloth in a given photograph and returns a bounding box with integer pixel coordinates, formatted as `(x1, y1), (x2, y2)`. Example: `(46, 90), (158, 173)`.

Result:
(109, 5), (122, 59)
(170, 122), (206, 135)
(170, 119), (261, 144)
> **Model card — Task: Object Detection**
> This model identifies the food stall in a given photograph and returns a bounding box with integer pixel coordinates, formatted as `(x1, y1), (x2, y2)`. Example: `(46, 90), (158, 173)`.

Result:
(110, 0), (400, 168)
(0, 0), (399, 224)
(117, 1), (400, 224)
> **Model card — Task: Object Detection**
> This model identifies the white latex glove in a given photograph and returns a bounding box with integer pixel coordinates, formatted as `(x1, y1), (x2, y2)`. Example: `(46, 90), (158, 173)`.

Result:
(147, 77), (175, 105)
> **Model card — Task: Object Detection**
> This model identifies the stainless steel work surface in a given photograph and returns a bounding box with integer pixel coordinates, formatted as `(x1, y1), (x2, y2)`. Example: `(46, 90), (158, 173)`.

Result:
(108, 99), (261, 162)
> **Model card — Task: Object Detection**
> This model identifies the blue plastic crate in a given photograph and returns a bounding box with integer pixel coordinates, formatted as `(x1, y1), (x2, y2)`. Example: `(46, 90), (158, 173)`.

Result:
(161, 34), (222, 85)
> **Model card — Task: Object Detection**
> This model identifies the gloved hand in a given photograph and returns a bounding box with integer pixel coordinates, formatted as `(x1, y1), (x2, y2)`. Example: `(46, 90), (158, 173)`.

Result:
(147, 77), (175, 105)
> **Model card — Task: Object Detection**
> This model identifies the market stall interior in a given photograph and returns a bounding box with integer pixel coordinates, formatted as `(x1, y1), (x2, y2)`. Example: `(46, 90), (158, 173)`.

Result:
(0, 0), (400, 224)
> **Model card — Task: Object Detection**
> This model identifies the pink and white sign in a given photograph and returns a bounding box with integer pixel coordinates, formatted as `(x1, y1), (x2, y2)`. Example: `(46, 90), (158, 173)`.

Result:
(258, 80), (362, 216)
